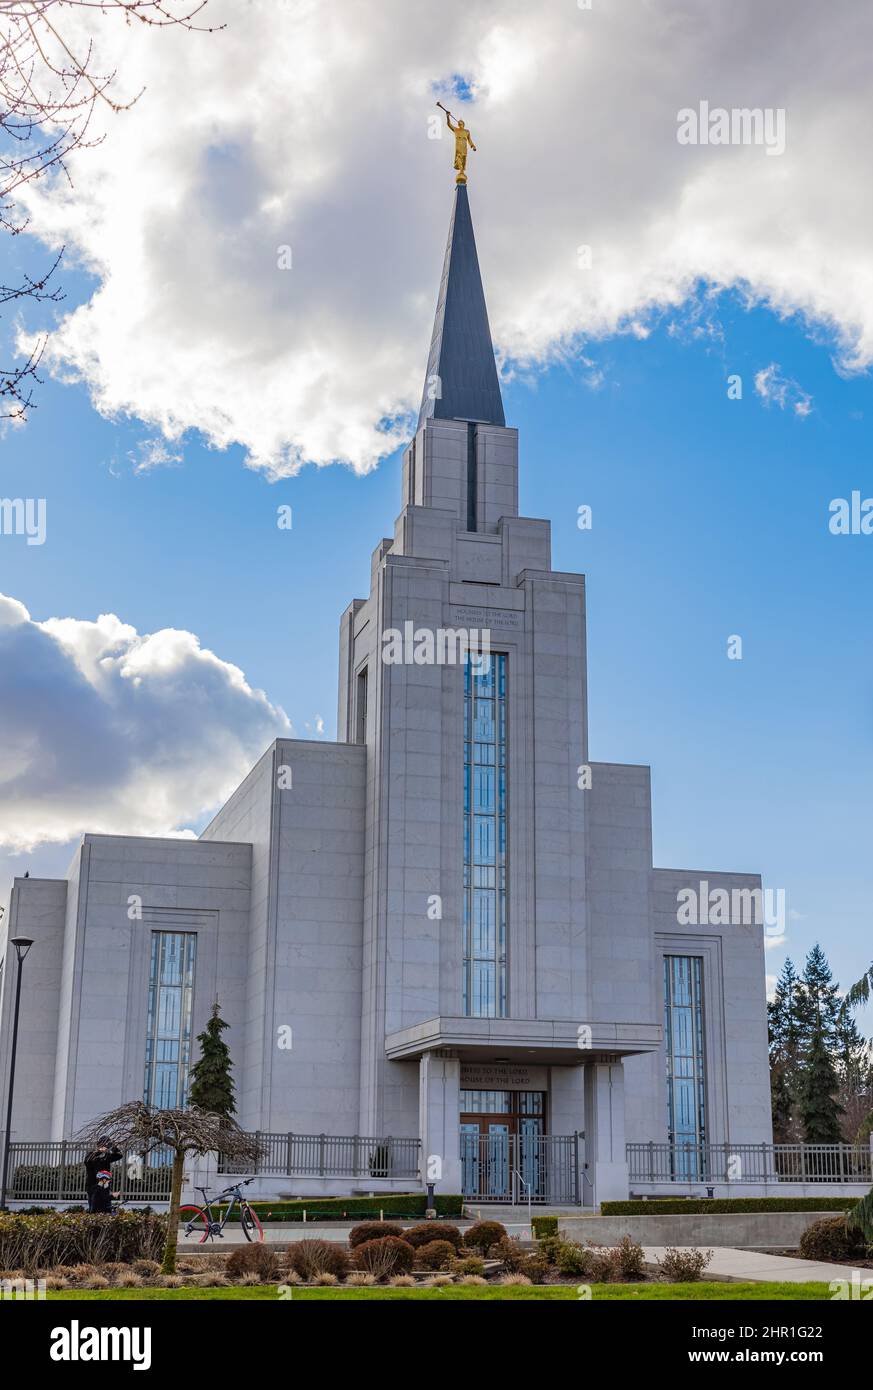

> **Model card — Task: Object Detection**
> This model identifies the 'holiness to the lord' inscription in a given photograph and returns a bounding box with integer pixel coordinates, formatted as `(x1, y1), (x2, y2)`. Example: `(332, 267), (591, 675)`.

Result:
(450, 606), (524, 630)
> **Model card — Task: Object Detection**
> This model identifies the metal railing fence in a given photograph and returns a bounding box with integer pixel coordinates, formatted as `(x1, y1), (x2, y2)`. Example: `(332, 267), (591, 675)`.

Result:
(216, 1132), (421, 1179)
(627, 1141), (873, 1185)
(3, 1140), (173, 1204)
(460, 1133), (579, 1205)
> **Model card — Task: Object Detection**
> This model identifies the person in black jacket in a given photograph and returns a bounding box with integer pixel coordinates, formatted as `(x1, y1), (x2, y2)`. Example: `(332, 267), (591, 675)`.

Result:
(84, 1137), (122, 1212)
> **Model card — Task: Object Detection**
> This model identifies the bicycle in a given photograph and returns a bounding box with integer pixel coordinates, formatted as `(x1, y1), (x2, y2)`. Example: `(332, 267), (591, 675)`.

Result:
(177, 1177), (264, 1243)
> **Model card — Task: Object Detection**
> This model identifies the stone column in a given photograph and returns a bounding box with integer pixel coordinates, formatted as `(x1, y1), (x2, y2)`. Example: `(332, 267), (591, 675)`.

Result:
(418, 1050), (462, 1194)
(583, 1060), (629, 1206)
(549, 1065), (585, 1132)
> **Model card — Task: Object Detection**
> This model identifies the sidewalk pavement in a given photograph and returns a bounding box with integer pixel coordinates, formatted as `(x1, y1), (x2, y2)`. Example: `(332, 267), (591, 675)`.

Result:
(642, 1245), (860, 1284)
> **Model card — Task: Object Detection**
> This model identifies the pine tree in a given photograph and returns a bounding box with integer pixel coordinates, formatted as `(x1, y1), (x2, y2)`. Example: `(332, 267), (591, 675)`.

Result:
(797, 1012), (844, 1143)
(768, 958), (804, 1141)
(188, 1002), (236, 1118)
(796, 944), (841, 1044)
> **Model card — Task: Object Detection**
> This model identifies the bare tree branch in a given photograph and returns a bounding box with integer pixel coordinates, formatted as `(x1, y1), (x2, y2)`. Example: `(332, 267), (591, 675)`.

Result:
(77, 1101), (262, 1273)
(0, 1), (221, 416)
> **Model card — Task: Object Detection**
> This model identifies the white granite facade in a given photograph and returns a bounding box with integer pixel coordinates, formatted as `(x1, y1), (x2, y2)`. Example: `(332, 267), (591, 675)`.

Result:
(0, 195), (773, 1205)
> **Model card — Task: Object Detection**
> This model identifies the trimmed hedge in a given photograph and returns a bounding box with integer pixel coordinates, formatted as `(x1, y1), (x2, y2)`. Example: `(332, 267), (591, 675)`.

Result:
(532, 1216), (558, 1238)
(210, 1193), (463, 1223)
(601, 1197), (860, 1216)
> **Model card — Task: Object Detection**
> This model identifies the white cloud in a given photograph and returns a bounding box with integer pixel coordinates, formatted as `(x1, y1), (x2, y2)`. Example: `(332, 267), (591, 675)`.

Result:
(0, 593), (291, 852)
(754, 363), (813, 417)
(764, 932), (788, 951)
(128, 437), (185, 475)
(14, 0), (873, 474)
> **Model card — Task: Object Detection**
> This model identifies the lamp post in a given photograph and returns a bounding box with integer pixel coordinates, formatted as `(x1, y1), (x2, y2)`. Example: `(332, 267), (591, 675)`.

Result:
(0, 936), (34, 1210)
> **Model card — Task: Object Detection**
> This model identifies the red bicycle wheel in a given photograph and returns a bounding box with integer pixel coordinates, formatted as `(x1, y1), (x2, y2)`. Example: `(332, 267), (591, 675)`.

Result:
(177, 1204), (210, 1243)
(240, 1203), (264, 1242)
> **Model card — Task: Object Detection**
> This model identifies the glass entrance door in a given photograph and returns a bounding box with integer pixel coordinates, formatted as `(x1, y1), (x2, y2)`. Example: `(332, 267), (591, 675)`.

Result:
(459, 1090), (546, 1200)
(484, 1123), (510, 1199)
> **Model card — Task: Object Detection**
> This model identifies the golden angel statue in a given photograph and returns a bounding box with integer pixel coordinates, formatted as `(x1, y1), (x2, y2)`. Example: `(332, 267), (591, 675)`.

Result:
(437, 102), (477, 183)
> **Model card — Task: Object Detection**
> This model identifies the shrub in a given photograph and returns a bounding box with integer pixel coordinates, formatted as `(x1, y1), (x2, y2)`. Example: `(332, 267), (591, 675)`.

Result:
(345, 1271), (376, 1286)
(286, 1240), (350, 1282)
(230, 1193), (463, 1224)
(451, 1255), (485, 1276)
(389, 1274), (416, 1286)
(538, 1234), (566, 1264)
(313, 1272), (339, 1286)
(416, 1240), (457, 1271)
(460, 1275), (488, 1285)
(0, 1211), (167, 1271)
(521, 1254), (550, 1284)
(554, 1241), (591, 1277)
(586, 1245), (619, 1282)
(463, 1220), (507, 1255)
(132, 1259), (160, 1278)
(531, 1215), (558, 1238)
(430, 1274), (454, 1286)
(354, 1236), (415, 1280)
(226, 1243), (280, 1282)
(494, 1236), (529, 1272)
(348, 1221), (405, 1248)
(403, 1222), (463, 1250)
(499, 1273), (532, 1285)
(799, 1217), (868, 1263)
(602, 1197), (859, 1216)
(613, 1234), (645, 1280)
(657, 1247), (713, 1282)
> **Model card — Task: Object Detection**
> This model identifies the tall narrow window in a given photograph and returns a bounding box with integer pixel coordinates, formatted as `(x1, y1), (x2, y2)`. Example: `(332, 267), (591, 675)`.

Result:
(356, 666), (368, 744)
(463, 653), (507, 1016)
(144, 932), (197, 1110)
(664, 955), (707, 1178)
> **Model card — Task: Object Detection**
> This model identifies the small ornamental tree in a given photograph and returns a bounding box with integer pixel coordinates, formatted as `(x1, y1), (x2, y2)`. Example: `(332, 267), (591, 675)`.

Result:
(188, 1002), (236, 1118)
(78, 1102), (262, 1273)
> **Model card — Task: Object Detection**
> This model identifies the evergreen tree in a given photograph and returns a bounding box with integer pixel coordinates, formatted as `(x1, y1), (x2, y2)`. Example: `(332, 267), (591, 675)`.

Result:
(768, 958), (804, 1140)
(188, 1002), (236, 1118)
(797, 1012), (844, 1143)
(796, 944), (841, 1044)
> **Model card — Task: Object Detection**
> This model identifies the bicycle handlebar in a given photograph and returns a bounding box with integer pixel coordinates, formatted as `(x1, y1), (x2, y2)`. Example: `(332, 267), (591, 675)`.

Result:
(198, 1176), (255, 1201)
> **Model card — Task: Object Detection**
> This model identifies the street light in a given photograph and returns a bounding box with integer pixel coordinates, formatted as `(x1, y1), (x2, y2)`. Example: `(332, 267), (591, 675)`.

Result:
(0, 936), (34, 1210)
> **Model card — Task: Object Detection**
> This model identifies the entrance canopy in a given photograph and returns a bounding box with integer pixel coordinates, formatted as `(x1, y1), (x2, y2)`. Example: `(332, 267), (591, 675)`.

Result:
(385, 1014), (662, 1065)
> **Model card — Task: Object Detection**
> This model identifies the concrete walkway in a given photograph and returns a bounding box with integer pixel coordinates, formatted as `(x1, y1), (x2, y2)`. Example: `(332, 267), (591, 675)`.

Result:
(642, 1245), (860, 1284)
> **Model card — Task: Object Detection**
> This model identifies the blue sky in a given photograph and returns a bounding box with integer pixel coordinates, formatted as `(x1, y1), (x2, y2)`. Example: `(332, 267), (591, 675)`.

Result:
(2, 245), (871, 1017)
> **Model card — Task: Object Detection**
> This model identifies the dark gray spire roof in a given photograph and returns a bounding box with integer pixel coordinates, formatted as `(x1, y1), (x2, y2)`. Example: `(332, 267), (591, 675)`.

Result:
(417, 184), (505, 430)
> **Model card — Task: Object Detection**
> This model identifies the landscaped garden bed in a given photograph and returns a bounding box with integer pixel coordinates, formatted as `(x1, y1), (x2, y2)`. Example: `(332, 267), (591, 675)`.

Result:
(0, 1212), (719, 1292)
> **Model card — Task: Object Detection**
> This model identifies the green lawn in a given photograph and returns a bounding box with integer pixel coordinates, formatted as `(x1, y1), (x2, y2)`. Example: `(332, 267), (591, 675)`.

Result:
(46, 1281), (836, 1302)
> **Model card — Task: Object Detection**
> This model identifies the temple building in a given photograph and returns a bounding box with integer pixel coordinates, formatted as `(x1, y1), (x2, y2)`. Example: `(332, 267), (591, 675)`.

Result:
(0, 182), (773, 1205)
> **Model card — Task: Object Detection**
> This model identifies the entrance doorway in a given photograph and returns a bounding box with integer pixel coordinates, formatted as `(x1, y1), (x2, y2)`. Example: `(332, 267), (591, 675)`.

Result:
(459, 1089), (545, 1200)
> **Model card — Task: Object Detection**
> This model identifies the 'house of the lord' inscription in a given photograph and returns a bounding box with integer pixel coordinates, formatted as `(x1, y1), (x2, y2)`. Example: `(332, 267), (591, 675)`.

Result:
(460, 1063), (549, 1090)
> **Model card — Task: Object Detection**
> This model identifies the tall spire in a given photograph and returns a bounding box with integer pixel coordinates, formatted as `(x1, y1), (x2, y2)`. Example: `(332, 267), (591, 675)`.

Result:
(417, 184), (505, 431)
